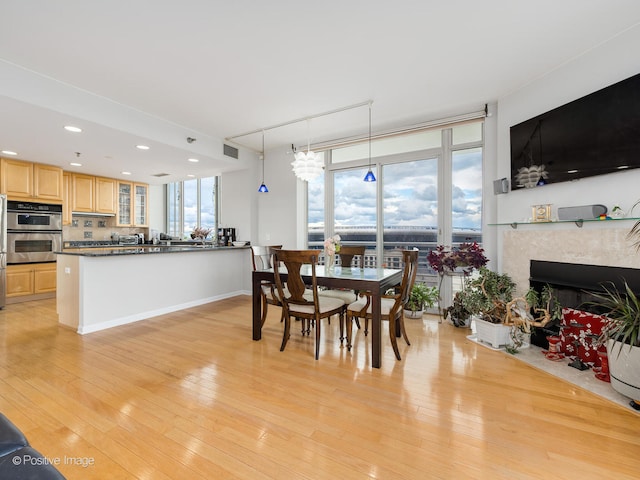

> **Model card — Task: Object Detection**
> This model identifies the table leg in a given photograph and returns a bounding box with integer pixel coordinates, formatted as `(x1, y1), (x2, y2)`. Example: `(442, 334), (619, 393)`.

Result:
(252, 274), (262, 341)
(371, 290), (382, 368)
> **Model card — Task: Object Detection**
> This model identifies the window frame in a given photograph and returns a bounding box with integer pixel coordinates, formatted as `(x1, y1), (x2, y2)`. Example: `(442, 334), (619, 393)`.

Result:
(165, 176), (219, 240)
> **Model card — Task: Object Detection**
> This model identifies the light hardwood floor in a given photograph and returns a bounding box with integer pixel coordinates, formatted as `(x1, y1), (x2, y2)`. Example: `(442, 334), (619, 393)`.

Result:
(1, 296), (639, 479)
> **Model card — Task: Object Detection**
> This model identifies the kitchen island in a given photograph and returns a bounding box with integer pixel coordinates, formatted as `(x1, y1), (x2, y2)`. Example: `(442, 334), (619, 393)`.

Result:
(56, 245), (251, 334)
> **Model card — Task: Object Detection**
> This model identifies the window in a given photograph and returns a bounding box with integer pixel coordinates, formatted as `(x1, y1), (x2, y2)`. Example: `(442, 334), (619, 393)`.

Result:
(166, 176), (219, 239)
(307, 120), (484, 304)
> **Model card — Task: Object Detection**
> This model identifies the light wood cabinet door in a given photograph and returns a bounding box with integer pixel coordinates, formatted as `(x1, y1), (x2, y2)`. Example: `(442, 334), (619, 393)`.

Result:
(134, 183), (148, 226)
(1, 158), (33, 198)
(34, 163), (63, 201)
(117, 181), (149, 226)
(117, 181), (132, 226)
(6, 265), (35, 298)
(95, 177), (117, 214)
(72, 174), (95, 212)
(62, 172), (72, 225)
(34, 264), (57, 294)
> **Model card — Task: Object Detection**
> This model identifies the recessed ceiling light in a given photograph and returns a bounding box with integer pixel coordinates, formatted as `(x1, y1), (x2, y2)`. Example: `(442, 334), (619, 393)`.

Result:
(187, 174), (195, 178)
(1, 150), (17, 156)
(136, 145), (150, 150)
(64, 125), (82, 133)
(70, 162), (82, 167)
(122, 171), (132, 175)
(188, 158), (199, 163)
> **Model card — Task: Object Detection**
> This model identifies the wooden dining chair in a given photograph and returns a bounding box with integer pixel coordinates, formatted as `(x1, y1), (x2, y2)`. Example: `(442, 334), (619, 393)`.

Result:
(273, 249), (347, 360)
(251, 245), (282, 326)
(345, 249), (419, 360)
(318, 245), (367, 341)
(318, 245), (366, 300)
(337, 245), (367, 268)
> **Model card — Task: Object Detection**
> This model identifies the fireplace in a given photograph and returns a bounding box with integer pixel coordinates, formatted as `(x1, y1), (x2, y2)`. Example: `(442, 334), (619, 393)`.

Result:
(528, 260), (640, 348)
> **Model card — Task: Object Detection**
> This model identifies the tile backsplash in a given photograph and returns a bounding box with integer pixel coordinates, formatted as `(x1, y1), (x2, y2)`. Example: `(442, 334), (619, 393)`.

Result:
(63, 214), (147, 242)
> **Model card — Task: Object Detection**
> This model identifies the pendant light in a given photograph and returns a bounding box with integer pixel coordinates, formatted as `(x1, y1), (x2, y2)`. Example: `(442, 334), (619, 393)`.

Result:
(291, 119), (324, 182)
(258, 130), (269, 193)
(363, 102), (376, 182)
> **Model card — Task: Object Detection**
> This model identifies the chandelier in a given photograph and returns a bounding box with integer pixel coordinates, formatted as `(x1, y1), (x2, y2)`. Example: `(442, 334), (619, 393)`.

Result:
(291, 119), (324, 182)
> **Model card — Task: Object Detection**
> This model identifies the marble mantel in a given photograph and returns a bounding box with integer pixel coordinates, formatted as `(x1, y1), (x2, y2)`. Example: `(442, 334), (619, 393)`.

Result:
(501, 224), (640, 295)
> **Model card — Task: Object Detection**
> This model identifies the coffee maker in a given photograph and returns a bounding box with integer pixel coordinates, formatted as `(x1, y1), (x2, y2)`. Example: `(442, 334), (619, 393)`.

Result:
(217, 227), (236, 246)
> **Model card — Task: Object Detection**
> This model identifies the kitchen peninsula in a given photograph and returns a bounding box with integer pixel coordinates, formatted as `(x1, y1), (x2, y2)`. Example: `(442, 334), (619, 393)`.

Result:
(56, 245), (251, 334)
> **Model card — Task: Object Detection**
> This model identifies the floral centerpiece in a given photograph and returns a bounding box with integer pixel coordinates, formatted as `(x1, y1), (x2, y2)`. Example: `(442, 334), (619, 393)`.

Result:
(190, 226), (212, 245)
(323, 234), (341, 270)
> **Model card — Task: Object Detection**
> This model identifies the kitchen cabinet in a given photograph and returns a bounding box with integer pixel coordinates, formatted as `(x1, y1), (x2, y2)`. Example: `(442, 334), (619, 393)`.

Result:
(117, 181), (148, 226)
(6, 263), (57, 298)
(95, 177), (117, 214)
(70, 173), (117, 215)
(34, 163), (64, 201)
(62, 172), (72, 225)
(71, 173), (95, 212)
(0, 158), (63, 202)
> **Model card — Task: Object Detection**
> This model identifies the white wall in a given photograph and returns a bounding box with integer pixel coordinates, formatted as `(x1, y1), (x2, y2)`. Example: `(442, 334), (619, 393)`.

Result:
(495, 24), (640, 271)
(148, 184), (165, 234)
(254, 146), (301, 249)
(219, 165), (256, 243)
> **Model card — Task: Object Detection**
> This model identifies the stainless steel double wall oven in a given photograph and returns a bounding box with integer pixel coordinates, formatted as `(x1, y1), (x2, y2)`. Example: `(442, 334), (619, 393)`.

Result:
(6, 200), (62, 265)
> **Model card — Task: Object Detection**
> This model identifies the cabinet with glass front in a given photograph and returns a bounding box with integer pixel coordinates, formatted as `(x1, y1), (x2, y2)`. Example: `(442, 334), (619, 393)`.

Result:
(117, 181), (148, 227)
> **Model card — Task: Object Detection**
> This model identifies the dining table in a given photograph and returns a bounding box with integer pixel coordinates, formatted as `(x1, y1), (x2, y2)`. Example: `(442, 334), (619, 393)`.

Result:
(252, 264), (403, 368)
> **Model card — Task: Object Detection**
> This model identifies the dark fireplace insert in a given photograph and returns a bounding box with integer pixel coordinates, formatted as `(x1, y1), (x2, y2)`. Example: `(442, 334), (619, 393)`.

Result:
(528, 260), (640, 348)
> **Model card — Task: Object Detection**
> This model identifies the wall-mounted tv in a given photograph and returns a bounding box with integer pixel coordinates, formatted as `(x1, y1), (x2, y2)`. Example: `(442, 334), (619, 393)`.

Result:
(510, 72), (640, 189)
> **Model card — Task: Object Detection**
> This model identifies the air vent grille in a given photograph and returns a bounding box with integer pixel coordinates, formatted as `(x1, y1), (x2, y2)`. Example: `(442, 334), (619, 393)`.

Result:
(224, 144), (239, 159)
(153, 173), (170, 177)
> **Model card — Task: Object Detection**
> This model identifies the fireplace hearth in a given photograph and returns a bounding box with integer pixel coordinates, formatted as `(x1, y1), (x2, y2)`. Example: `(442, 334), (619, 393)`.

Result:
(528, 260), (640, 348)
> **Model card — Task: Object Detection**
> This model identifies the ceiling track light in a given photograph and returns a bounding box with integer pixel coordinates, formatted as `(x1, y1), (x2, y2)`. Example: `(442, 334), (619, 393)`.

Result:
(363, 101), (376, 182)
(258, 130), (269, 193)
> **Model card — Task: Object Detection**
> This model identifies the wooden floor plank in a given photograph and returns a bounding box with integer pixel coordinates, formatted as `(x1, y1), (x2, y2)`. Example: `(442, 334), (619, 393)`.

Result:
(0, 296), (639, 479)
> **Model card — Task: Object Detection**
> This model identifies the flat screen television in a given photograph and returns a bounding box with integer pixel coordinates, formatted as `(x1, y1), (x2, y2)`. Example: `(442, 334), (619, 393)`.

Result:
(510, 72), (640, 189)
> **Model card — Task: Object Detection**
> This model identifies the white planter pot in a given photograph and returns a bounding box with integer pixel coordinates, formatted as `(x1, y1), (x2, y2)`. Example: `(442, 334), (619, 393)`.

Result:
(451, 315), (472, 328)
(607, 339), (640, 400)
(404, 309), (423, 319)
(475, 317), (511, 349)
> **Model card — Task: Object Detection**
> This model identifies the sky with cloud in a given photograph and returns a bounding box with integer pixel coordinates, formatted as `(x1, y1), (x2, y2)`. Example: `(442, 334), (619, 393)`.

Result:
(308, 147), (482, 234)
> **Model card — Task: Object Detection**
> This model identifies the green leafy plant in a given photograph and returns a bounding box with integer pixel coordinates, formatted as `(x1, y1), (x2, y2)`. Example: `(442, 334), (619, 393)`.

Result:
(466, 267), (516, 323)
(406, 283), (439, 312)
(443, 283), (484, 326)
(589, 281), (640, 351)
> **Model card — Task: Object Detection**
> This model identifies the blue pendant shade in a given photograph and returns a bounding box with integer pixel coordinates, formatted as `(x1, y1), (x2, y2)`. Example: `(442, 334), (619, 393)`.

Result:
(258, 130), (269, 193)
(363, 101), (376, 182)
(363, 169), (376, 182)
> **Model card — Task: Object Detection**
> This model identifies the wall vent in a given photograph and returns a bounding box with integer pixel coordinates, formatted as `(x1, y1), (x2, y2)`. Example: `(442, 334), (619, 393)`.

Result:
(223, 144), (239, 159)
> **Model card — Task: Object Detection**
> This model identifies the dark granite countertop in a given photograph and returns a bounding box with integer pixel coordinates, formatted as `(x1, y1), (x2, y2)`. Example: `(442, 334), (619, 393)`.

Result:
(56, 245), (248, 256)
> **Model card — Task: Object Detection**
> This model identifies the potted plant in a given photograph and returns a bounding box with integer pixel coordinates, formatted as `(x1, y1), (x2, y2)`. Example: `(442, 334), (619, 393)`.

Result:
(427, 242), (488, 319)
(404, 283), (439, 319)
(589, 281), (640, 409)
(465, 267), (516, 348)
(443, 281), (484, 327)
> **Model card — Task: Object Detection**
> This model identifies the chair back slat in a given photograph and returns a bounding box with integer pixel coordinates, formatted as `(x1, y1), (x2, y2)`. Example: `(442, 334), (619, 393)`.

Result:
(338, 245), (366, 268)
(251, 245), (282, 271)
(399, 250), (419, 308)
(273, 249), (319, 306)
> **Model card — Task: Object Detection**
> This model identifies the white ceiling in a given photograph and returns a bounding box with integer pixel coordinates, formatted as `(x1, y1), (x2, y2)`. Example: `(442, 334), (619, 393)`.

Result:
(1, 1), (639, 185)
